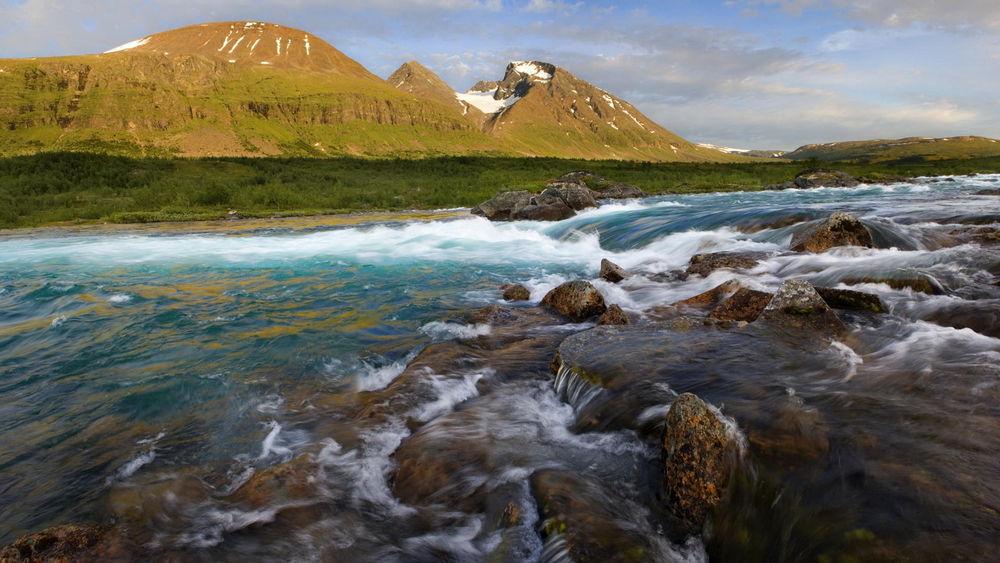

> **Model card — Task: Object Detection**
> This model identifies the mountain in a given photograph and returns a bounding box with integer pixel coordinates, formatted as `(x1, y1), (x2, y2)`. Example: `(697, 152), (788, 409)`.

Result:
(0, 22), (507, 158)
(783, 136), (1000, 162)
(696, 143), (786, 159)
(387, 61), (487, 127)
(391, 60), (738, 162)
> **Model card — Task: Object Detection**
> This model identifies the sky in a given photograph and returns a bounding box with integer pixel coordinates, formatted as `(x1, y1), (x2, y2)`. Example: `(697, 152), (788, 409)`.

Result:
(1, 0), (998, 150)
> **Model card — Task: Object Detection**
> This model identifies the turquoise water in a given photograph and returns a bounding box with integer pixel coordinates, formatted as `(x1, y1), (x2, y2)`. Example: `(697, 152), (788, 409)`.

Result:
(1, 176), (998, 560)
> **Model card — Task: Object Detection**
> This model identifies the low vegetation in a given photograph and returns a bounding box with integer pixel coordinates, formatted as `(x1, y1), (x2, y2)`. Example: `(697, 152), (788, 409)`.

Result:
(2, 152), (1000, 229)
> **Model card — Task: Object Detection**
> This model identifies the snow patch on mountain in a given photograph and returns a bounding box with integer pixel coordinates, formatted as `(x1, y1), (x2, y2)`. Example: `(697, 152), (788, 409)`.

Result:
(511, 61), (552, 80)
(455, 88), (520, 114)
(697, 143), (750, 154)
(105, 37), (151, 54)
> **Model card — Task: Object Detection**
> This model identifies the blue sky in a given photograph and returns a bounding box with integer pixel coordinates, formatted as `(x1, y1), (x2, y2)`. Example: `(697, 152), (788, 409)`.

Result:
(1, 0), (998, 149)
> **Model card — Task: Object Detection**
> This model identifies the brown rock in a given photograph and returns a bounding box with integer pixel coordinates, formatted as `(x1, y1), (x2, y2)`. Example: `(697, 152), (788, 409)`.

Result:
(841, 275), (945, 295)
(759, 280), (846, 337)
(541, 280), (607, 322)
(662, 393), (740, 536)
(686, 252), (763, 277)
(592, 182), (645, 199)
(509, 200), (576, 222)
(471, 190), (533, 221)
(596, 304), (630, 326)
(599, 258), (631, 283)
(709, 288), (773, 322)
(814, 287), (887, 313)
(1, 524), (106, 562)
(672, 279), (745, 309)
(540, 184), (599, 210)
(500, 283), (531, 301)
(789, 212), (875, 253)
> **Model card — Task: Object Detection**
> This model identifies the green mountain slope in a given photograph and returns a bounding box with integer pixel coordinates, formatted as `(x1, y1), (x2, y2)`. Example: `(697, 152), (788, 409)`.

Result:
(0, 22), (510, 158)
(783, 136), (1000, 162)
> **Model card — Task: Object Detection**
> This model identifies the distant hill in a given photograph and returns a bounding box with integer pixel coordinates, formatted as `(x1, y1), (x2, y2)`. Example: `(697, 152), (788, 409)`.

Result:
(783, 136), (1000, 162)
(696, 143), (786, 159)
(392, 60), (741, 162)
(0, 22), (507, 158)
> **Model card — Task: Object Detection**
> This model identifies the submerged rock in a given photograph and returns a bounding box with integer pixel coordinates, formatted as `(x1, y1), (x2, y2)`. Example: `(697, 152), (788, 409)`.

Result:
(662, 393), (740, 536)
(814, 287), (887, 313)
(500, 283), (531, 302)
(759, 280), (846, 337)
(789, 212), (875, 253)
(541, 281), (607, 322)
(530, 470), (657, 562)
(708, 287), (773, 322)
(596, 304), (631, 326)
(842, 275), (946, 295)
(1, 524), (107, 562)
(686, 252), (764, 277)
(975, 189), (1000, 196)
(599, 258), (631, 283)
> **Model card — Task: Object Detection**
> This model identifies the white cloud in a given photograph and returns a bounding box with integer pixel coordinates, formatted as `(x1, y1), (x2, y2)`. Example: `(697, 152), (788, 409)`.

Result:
(743, 0), (1000, 32)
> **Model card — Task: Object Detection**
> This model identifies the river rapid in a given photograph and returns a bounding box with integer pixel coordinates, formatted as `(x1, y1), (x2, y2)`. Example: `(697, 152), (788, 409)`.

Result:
(1, 176), (999, 561)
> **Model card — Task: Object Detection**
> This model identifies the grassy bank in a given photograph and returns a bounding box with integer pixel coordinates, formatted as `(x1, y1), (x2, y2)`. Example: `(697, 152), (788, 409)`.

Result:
(3, 152), (1000, 228)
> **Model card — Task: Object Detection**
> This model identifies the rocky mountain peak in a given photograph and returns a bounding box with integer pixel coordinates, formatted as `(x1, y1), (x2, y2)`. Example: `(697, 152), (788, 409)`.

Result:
(102, 21), (376, 78)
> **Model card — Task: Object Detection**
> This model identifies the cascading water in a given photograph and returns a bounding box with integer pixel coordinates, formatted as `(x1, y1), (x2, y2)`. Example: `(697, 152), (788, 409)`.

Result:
(0, 174), (998, 561)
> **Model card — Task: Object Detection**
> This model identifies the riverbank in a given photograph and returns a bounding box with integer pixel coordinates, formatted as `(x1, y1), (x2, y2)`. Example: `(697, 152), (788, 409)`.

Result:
(3, 152), (1000, 229)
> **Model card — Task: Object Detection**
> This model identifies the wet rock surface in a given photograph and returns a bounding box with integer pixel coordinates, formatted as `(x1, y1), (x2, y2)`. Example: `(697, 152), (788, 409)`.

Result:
(600, 258), (631, 283)
(708, 287), (773, 322)
(662, 394), (740, 536)
(500, 283), (531, 301)
(541, 280), (607, 322)
(686, 251), (764, 277)
(759, 280), (846, 337)
(790, 212), (876, 253)
(0, 524), (108, 562)
(814, 286), (887, 313)
(596, 304), (631, 326)
(470, 190), (532, 221)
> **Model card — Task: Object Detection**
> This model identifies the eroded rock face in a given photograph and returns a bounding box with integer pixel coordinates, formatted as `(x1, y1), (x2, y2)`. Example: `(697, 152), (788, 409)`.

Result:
(599, 258), (631, 283)
(662, 393), (740, 536)
(541, 281), (607, 322)
(686, 252), (764, 277)
(596, 304), (630, 326)
(1, 524), (106, 562)
(500, 283), (531, 301)
(759, 280), (846, 337)
(789, 212), (875, 253)
(708, 288), (773, 322)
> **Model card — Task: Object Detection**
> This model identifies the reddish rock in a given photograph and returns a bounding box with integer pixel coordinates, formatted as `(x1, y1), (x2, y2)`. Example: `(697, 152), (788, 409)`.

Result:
(672, 280), (744, 309)
(708, 288), (773, 322)
(596, 304), (631, 326)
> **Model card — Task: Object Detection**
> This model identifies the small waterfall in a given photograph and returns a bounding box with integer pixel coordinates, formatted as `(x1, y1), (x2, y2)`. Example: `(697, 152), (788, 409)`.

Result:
(552, 361), (605, 412)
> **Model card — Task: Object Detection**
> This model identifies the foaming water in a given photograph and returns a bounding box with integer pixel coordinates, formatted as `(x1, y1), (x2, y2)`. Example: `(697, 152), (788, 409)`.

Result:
(0, 174), (998, 559)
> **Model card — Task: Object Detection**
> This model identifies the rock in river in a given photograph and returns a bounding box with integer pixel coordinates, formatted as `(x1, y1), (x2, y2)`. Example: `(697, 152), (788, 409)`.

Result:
(759, 280), (846, 337)
(599, 258), (632, 283)
(541, 280), (607, 322)
(708, 287), (773, 322)
(789, 212), (875, 253)
(596, 304), (631, 326)
(686, 252), (765, 277)
(500, 283), (531, 302)
(471, 191), (533, 221)
(662, 393), (741, 536)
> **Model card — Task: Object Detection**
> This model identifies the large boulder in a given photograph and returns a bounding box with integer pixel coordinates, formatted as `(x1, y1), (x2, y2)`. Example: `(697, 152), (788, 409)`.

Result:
(789, 212), (875, 253)
(662, 393), (740, 536)
(759, 280), (846, 337)
(471, 190), (533, 221)
(686, 252), (764, 277)
(708, 288), (773, 322)
(794, 169), (859, 188)
(510, 199), (576, 221)
(541, 281), (607, 322)
(599, 258), (632, 283)
(540, 184), (599, 210)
